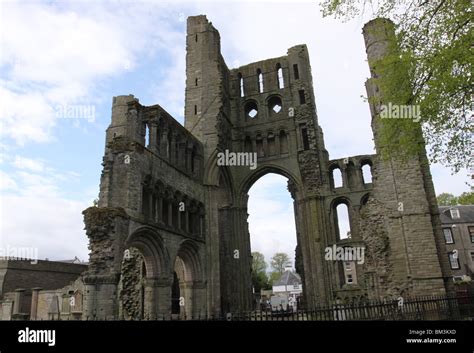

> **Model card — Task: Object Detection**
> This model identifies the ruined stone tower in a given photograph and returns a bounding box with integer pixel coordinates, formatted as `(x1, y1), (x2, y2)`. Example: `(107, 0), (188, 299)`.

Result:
(81, 15), (451, 319)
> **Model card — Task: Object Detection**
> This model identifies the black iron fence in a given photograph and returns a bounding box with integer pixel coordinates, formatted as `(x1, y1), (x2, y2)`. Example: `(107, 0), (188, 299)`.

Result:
(114, 294), (474, 321)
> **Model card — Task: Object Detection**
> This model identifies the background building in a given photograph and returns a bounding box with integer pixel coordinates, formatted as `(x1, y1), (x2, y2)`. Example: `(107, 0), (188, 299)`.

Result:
(439, 205), (474, 290)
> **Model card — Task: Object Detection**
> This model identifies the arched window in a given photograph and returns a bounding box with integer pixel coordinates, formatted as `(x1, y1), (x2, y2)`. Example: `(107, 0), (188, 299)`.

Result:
(245, 101), (258, 119)
(144, 123), (150, 147)
(238, 73), (244, 97)
(331, 167), (343, 188)
(361, 163), (372, 184)
(268, 96), (282, 115)
(335, 203), (351, 240)
(257, 69), (264, 93)
(276, 63), (284, 89)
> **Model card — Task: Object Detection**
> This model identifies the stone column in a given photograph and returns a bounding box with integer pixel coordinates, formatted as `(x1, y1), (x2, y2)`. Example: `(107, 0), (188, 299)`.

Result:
(262, 136), (268, 157)
(168, 201), (173, 226)
(160, 128), (169, 157)
(83, 274), (120, 320)
(275, 133), (281, 156)
(30, 287), (42, 320)
(295, 195), (332, 309)
(149, 122), (158, 152)
(341, 165), (349, 189)
(82, 207), (129, 320)
(157, 197), (163, 224)
(155, 278), (172, 320)
(182, 281), (194, 319)
(192, 280), (207, 318)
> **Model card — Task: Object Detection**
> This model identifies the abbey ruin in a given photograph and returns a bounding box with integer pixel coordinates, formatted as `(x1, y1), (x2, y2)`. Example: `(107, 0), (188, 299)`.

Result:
(3, 15), (452, 320)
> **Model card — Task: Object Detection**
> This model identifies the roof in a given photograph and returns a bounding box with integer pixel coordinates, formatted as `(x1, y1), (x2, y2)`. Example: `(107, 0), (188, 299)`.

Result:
(274, 270), (301, 286)
(439, 205), (474, 224)
(55, 256), (87, 264)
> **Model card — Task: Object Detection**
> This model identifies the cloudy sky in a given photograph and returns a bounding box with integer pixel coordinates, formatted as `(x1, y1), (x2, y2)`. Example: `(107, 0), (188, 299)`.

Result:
(0, 0), (470, 266)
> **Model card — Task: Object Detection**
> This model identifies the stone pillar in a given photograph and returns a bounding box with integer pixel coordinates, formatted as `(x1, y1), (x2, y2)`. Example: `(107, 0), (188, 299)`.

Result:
(30, 287), (42, 320)
(168, 201), (173, 226)
(160, 128), (169, 157)
(182, 281), (194, 319)
(295, 196), (332, 308)
(363, 18), (448, 297)
(275, 133), (281, 156)
(155, 278), (172, 320)
(262, 136), (268, 157)
(157, 197), (163, 224)
(192, 280), (207, 318)
(185, 207), (190, 233)
(143, 278), (158, 320)
(149, 122), (158, 152)
(82, 207), (129, 320)
(83, 274), (120, 320)
(341, 165), (349, 189)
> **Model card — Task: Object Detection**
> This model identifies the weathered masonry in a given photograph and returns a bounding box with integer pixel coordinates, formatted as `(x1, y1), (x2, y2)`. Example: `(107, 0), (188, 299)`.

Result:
(82, 15), (452, 319)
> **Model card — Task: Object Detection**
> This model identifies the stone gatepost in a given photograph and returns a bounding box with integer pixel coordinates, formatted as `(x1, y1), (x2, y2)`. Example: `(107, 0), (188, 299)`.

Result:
(30, 287), (42, 320)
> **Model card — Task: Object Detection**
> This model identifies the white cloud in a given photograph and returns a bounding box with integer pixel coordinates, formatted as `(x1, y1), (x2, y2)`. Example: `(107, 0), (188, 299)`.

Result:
(0, 194), (90, 261)
(13, 156), (45, 172)
(0, 156), (92, 260)
(0, 1), (186, 144)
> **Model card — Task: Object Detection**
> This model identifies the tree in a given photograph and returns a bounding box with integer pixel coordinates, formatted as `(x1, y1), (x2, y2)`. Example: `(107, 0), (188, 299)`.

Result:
(251, 252), (269, 292)
(252, 252), (267, 273)
(269, 271), (282, 286)
(270, 252), (291, 274)
(320, 0), (472, 172)
(437, 191), (474, 206)
(437, 193), (458, 206)
(457, 192), (474, 205)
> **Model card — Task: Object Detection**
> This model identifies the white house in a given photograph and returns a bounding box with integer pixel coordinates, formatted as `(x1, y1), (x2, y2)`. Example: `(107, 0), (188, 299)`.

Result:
(272, 267), (303, 307)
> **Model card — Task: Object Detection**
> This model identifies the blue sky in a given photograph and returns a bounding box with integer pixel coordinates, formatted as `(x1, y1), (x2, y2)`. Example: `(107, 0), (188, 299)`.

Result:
(0, 0), (470, 265)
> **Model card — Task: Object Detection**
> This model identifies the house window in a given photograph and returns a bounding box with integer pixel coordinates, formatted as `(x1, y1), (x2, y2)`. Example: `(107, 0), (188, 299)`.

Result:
(448, 252), (460, 270)
(470, 252), (474, 263)
(344, 261), (352, 271)
(469, 226), (474, 243)
(346, 274), (353, 284)
(450, 208), (460, 219)
(293, 284), (299, 290)
(443, 228), (454, 244)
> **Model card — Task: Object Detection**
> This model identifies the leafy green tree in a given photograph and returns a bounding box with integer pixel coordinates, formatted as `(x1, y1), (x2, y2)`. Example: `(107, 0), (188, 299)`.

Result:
(251, 252), (270, 292)
(457, 192), (474, 205)
(321, 0), (472, 172)
(270, 252), (291, 274)
(437, 193), (458, 206)
(269, 271), (282, 286)
(437, 191), (474, 205)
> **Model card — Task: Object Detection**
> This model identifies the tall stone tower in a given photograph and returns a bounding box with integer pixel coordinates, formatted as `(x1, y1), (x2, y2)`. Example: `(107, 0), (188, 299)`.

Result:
(362, 18), (452, 298)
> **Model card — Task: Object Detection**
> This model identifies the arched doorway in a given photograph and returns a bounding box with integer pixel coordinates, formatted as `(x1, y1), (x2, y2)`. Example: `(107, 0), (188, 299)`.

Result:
(172, 240), (205, 319)
(120, 227), (170, 320)
(247, 173), (300, 310)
